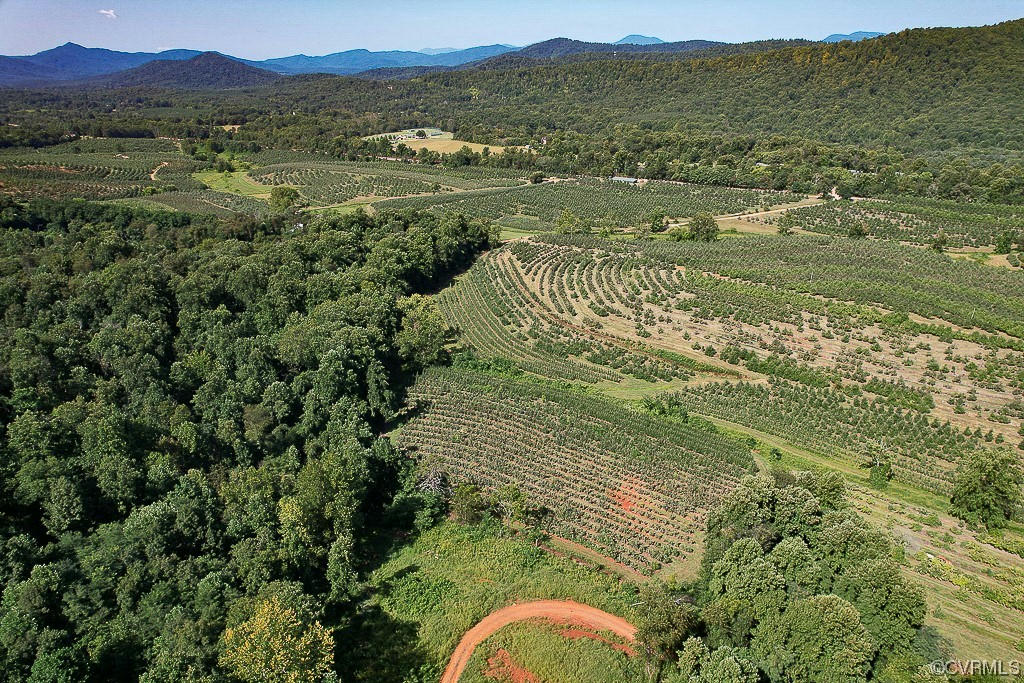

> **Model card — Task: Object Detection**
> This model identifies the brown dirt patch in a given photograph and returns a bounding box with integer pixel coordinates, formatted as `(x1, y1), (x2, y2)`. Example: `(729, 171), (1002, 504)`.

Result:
(484, 648), (538, 683)
(441, 600), (636, 683)
(610, 485), (636, 512)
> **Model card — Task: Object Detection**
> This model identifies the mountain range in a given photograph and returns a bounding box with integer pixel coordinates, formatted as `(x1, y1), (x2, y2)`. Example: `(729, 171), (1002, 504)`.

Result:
(0, 42), (518, 86)
(822, 31), (887, 42)
(0, 32), (888, 88)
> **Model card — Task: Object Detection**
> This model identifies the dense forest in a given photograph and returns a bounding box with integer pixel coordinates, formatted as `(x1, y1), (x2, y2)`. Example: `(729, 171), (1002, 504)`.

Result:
(3, 20), (1024, 202)
(0, 198), (494, 680)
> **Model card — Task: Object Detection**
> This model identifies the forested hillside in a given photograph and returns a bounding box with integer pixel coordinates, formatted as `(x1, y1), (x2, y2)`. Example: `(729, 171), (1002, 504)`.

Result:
(428, 19), (1024, 151)
(0, 198), (494, 680)
(3, 20), (1021, 202)
(87, 53), (281, 89)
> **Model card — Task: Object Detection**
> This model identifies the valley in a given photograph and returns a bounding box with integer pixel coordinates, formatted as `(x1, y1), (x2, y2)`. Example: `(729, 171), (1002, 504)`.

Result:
(1, 9), (1023, 683)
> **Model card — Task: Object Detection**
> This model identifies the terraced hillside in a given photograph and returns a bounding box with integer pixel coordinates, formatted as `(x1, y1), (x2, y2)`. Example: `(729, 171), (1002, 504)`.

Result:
(438, 234), (1024, 493)
(395, 367), (755, 573)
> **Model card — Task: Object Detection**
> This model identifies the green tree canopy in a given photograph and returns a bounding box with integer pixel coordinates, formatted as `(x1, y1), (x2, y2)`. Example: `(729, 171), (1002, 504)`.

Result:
(689, 212), (719, 241)
(950, 449), (1023, 528)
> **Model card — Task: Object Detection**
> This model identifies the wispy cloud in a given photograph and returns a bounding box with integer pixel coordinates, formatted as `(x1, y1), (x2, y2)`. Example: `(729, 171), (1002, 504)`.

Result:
(98, 9), (118, 20)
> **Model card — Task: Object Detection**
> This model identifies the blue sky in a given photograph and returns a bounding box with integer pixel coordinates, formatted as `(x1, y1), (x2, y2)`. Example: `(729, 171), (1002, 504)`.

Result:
(1, 0), (1022, 59)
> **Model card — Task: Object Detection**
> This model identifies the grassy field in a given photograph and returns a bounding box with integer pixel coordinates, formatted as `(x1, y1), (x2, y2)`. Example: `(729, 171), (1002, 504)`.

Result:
(402, 138), (511, 155)
(459, 621), (642, 683)
(193, 169), (273, 198)
(365, 128), (516, 155)
(353, 521), (640, 681)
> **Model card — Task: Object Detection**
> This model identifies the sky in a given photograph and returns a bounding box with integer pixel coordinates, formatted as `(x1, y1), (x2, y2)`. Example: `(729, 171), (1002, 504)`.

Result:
(1, 0), (1023, 60)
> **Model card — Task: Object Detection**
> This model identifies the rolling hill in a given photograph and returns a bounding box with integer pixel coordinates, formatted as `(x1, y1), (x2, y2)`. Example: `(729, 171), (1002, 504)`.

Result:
(86, 52), (282, 89)
(0, 56), (56, 87)
(335, 19), (1024, 152)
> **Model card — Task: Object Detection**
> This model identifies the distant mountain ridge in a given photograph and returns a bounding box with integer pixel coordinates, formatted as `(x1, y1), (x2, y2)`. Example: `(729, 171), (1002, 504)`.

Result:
(245, 44), (517, 75)
(0, 28), (915, 88)
(822, 31), (886, 42)
(0, 43), (203, 86)
(512, 37), (723, 59)
(614, 35), (665, 45)
(0, 42), (518, 86)
(85, 52), (281, 89)
(0, 36), (729, 87)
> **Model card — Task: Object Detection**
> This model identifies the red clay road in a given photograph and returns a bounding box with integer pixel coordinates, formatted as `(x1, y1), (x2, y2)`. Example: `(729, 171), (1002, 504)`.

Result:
(440, 599), (637, 683)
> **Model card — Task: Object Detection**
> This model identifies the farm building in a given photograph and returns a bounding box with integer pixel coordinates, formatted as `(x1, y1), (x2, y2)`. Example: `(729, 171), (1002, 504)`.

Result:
(610, 176), (638, 184)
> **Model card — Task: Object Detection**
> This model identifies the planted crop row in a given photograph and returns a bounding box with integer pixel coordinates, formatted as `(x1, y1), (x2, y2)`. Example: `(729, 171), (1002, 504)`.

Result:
(0, 139), (191, 200)
(438, 250), (699, 383)
(239, 151), (525, 189)
(375, 178), (800, 228)
(117, 190), (267, 216)
(397, 367), (755, 571)
(481, 236), (1023, 460)
(665, 377), (996, 493)
(778, 197), (1024, 247)
(539, 233), (1024, 340)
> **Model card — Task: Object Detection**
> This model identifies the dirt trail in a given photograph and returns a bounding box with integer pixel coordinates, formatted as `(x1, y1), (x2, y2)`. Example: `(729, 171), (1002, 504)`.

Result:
(150, 161), (169, 180)
(665, 196), (826, 229)
(440, 600), (636, 683)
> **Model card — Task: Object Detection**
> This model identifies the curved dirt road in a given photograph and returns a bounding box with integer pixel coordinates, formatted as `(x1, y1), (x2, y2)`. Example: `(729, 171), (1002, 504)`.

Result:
(440, 600), (636, 683)
(150, 161), (169, 180)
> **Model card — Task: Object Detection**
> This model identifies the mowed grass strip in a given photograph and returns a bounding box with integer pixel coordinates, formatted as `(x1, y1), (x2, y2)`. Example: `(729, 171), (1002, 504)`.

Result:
(193, 169), (273, 199)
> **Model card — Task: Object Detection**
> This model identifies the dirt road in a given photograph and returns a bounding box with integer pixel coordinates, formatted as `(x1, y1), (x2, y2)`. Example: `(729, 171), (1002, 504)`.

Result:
(150, 161), (169, 180)
(440, 600), (636, 683)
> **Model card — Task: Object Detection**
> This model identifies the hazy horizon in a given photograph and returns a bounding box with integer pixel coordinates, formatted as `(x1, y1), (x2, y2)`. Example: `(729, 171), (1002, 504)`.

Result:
(1, 0), (1023, 60)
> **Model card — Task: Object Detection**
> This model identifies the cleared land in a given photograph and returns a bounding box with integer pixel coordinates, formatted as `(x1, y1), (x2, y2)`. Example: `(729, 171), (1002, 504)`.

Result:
(440, 600), (636, 683)
(359, 521), (639, 681)
(193, 169), (272, 198)
(366, 128), (517, 155)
